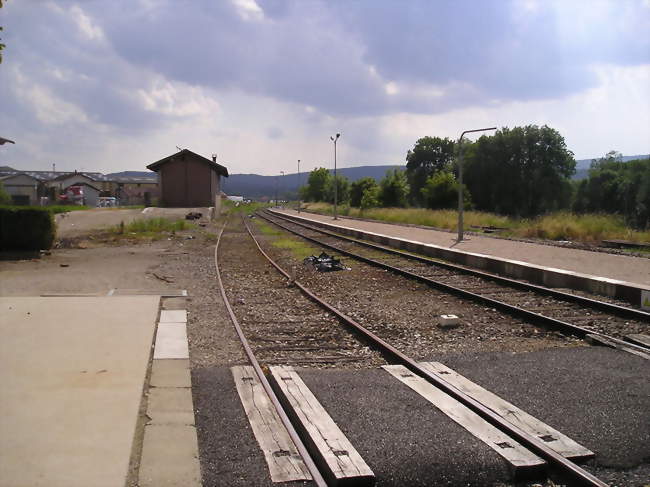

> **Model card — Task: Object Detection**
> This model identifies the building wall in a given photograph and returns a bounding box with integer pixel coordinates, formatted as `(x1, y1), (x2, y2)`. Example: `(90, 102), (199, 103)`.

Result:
(2, 175), (39, 205)
(159, 154), (220, 207)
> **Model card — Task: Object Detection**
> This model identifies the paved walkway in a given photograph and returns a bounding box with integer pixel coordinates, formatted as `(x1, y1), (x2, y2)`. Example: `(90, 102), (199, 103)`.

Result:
(279, 210), (650, 287)
(0, 296), (159, 487)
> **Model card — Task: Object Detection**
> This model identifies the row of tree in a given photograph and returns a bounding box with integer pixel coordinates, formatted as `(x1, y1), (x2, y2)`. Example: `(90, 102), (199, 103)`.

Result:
(300, 124), (649, 228)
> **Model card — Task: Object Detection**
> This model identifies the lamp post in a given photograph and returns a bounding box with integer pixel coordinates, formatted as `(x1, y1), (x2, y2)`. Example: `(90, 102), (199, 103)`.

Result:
(457, 127), (497, 242)
(330, 133), (340, 220)
(297, 159), (301, 213)
(280, 171), (285, 208)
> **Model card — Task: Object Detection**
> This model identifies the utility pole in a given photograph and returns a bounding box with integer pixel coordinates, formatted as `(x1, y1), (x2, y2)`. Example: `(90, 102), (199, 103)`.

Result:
(330, 133), (340, 220)
(297, 159), (301, 213)
(457, 127), (496, 242)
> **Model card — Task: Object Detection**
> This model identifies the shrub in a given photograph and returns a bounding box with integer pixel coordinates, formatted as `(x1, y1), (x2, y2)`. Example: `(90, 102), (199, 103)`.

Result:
(0, 206), (55, 251)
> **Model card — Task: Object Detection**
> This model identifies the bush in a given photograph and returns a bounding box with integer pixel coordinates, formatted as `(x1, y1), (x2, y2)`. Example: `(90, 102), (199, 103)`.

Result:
(0, 206), (55, 251)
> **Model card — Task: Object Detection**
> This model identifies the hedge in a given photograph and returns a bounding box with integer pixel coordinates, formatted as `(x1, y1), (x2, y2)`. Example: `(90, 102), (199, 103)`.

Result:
(0, 206), (56, 251)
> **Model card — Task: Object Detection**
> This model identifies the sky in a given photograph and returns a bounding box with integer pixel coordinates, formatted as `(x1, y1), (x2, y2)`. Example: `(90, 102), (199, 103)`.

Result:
(0, 0), (649, 176)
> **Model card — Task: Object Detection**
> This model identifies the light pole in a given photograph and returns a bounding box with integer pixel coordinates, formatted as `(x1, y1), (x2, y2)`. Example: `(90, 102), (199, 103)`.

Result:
(457, 127), (497, 242)
(330, 133), (340, 220)
(280, 171), (285, 208)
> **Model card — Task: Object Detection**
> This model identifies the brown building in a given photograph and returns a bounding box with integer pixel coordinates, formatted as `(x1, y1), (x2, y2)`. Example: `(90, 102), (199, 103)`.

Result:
(146, 149), (229, 208)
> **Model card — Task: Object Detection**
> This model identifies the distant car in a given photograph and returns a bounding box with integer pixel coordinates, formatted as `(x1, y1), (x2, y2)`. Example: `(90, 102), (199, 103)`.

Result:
(97, 197), (118, 207)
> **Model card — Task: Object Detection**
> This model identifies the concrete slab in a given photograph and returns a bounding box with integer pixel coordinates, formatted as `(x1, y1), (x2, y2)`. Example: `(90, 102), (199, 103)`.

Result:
(147, 388), (195, 425)
(162, 297), (187, 310)
(154, 322), (189, 359)
(160, 309), (187, 323)
(139, 424), (202, 487)
(0, 296), (159, 487)
(150, 359), (192, 388)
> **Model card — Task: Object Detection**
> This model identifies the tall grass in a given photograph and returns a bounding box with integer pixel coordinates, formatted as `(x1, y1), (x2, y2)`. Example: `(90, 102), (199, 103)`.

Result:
(302, 203), (650, 244)
(111, 217), (193, 235)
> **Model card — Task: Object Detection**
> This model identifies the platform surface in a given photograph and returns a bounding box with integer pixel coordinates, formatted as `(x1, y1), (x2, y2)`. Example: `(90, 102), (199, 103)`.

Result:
(0, 296), (159, 487)
(278, 209), (650, 286)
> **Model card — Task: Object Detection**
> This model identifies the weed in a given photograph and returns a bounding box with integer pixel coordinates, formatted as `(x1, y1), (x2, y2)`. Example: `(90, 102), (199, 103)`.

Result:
(109, 217), (194, 239)
(271, 237), (319, 259)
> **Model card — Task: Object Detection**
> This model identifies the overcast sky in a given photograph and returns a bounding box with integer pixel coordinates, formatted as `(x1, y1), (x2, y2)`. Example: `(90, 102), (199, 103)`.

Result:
(1, 0), (649, 175)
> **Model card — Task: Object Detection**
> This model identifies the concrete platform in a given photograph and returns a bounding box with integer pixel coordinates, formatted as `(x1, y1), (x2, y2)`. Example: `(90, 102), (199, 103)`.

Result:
(274, 209), (650, 306)
(0, 296), (160, 487)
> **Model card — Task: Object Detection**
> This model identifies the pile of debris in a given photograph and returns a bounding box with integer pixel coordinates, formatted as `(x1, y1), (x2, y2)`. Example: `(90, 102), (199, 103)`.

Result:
(185, 212), (202, 220)
(303, 252), (349, 272)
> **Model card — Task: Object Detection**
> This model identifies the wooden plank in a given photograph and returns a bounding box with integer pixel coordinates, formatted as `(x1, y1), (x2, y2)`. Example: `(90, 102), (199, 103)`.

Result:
(159, 309), (187, 323)
(269, 366), (374, 486)
(382, 365), (545, 476)
(586, 334), (650, 360)
(231, 366), (311, 483)
(625, 334), (650, 348)
(420, 362), (594, 461)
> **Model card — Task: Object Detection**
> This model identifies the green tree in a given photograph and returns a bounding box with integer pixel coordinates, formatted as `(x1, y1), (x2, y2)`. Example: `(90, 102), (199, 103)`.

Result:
(405, 136), (455, 206)
(350, 177), (378, 207)
(379, 169), (409, 207)
(420, 171), (470, 210)
(464, 125), (575, 217)
(324, 174), (350, 205)
(573, 152), (650, 228)
(303, 167), (331, 202)
(0, 182), (11, 205)
(360, 185), (380, 210)
(0, 1), (6, 64)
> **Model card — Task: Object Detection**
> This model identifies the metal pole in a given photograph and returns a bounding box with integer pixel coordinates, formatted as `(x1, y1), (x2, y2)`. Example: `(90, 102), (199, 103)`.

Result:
(297, 160), (301, 213)
(275, 176), (278, 207)
(280, 171), (285, 208)
(457, 127), (497, 242)
(331, 133), (340, 220)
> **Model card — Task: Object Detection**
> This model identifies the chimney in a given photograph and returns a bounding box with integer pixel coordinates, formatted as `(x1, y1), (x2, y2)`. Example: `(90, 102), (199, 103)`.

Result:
(212, 153), (217, 163)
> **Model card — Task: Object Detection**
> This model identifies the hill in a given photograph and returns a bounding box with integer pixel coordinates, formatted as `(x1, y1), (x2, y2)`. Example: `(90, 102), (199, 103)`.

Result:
(222, 164), (403, 199)
(105, 171), (156, 179)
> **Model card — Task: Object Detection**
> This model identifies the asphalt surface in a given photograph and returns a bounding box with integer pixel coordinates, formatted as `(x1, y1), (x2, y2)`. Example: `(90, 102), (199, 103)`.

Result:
(193, 347), (649, 486)
(192, 366), (313, 487)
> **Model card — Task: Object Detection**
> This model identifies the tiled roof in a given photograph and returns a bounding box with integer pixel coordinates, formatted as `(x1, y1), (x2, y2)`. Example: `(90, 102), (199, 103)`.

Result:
(0, 170), (155, 183)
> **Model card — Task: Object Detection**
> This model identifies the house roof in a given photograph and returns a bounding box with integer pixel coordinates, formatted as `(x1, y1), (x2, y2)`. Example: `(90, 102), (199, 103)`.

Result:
(64, 181), (102, 192)
(0, 172), (40, 183)
(146, 149), (229, 177)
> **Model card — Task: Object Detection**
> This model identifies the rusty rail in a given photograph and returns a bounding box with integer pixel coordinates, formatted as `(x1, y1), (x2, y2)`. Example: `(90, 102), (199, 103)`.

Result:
(243, 215), (609, 487)
(259, 210), (649, 357)
(213, 217), (327, 487)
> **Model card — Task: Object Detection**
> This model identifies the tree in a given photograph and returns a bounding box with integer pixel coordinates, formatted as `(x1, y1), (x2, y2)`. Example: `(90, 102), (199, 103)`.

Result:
(405, 136), (455, 206)
(350, 177), (378, 207)
(0, 182), (11, 205)
(463, 125), (575, 217)
(420, 171), (470, 210)
(324, 174), (350, 205)
(0, 1), (6, 64)
(303, 167), (331, 202)
(573, 152), (650, 228)
(379, 169), (409, 207)
(360, 185), (380, 210)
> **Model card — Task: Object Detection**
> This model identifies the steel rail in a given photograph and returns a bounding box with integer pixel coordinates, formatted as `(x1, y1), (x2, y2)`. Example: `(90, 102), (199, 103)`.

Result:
(259, 211), (650, 356)
(243, 215), (608, 487)
(265, 209), (650, 322)
(213, 217), (328, 487)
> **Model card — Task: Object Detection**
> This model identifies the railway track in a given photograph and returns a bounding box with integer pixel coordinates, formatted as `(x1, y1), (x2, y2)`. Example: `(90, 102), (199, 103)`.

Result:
(259, 209), (649, 357)
(214, 215), (613, 487)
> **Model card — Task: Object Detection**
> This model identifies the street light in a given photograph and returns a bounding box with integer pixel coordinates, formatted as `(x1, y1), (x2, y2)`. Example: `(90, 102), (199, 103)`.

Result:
(280, 170), (285, 208)
(330, 133), (340, 220)
(457, 127), (497, 242)
(297, 159), (303, 213)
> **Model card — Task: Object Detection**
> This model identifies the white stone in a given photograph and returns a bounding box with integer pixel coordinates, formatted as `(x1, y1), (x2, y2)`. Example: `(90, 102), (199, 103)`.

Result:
(438, 314), (460, 328)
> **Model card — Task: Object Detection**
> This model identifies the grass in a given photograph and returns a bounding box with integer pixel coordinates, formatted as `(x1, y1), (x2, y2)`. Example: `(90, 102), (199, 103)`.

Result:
(271, 237), (319, 259)
(253, 219), (318, 259)
(109, 217), (194, 239)
(224, 200), (270, 214)
(302, 203), (650, 244)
